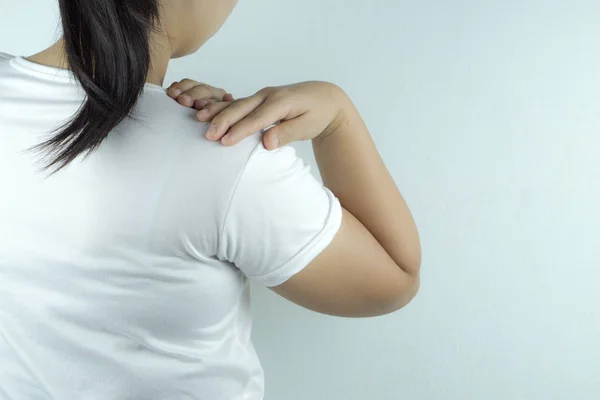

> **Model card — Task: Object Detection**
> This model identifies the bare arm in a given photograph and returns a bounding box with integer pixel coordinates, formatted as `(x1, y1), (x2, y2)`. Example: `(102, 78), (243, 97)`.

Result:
(169, 80), (422, 317)
(314, 88), (421, 279)
(271, 87), (421, 316)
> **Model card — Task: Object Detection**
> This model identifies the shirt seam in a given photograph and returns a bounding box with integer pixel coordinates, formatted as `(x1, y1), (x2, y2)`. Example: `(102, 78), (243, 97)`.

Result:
(217, 137), (266, 259)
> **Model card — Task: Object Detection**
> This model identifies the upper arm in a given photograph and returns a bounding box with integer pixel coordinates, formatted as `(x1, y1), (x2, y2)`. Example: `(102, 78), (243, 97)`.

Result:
(271, 207), (419, 318)
(217, 141), (418, 318)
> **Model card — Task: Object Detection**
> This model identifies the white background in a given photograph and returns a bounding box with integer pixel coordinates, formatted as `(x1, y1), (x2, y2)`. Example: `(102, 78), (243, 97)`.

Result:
(1, 0), (599, 399)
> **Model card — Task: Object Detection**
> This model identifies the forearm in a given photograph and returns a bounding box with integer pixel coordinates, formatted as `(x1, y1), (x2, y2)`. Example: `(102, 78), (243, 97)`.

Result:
(312, 87), (421, 277)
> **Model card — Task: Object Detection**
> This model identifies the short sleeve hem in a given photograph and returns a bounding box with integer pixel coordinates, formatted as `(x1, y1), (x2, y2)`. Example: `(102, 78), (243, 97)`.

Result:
(245, 188), (343, 287)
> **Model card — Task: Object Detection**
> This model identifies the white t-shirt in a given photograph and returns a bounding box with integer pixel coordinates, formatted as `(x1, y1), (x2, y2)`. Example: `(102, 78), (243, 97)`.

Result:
(0, 53), (342, 400)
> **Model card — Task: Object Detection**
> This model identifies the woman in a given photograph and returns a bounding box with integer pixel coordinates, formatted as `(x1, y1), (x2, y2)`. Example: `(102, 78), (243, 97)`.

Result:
(0, 0), (421, 398)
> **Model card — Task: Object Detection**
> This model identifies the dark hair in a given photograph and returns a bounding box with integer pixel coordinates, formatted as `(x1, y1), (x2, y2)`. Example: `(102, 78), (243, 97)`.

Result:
(34, 0), (160, 172)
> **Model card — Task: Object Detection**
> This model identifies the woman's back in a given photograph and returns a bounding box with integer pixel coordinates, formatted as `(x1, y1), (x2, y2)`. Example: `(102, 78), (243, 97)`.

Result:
(0, 53), (343, 399)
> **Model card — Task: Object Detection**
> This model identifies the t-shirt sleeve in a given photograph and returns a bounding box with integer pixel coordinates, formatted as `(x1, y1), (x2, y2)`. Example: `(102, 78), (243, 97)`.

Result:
(216, 141), (343, 287)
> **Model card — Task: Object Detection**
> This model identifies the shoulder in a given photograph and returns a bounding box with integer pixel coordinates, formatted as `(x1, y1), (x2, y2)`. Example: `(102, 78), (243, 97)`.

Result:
(119, 88), (308, 205)
(130, 88), (271, 198)
(133, 89), (264, 160)
(236, 137), (309, 189)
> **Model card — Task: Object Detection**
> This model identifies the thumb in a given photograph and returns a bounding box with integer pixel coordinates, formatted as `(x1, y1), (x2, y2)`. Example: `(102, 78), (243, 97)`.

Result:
(262, 119), (305, 151)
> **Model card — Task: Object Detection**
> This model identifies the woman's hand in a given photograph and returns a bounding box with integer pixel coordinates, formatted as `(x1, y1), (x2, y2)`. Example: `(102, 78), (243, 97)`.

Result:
(171, 80), (347, 151)
(167, 79), (234, 109)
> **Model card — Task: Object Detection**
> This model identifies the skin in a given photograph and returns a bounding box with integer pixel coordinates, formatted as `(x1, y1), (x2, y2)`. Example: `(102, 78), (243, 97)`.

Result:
(25, 0), (422, 316)
(28, 0), (239, 97)
(168, 81), (422, 317)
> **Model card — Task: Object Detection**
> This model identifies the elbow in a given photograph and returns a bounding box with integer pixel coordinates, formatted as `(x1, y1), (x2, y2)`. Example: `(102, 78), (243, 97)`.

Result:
(373, 272), (420, 317)
(387, 247), (422, 313)
(392, 273), (421, 312)
(405, 245), (422, 276)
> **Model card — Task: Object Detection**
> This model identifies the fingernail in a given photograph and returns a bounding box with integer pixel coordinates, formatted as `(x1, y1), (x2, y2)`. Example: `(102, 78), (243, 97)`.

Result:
(206, 124), (217, 138)
(197, 99), (208, 108)
(271, 135), (279, 149)
(180, 95), (192, 105)
(173, 89), (182, 96)
(197, 109), (209, 120)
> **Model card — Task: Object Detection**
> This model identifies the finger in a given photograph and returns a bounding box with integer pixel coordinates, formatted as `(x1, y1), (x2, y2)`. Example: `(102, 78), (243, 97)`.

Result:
(167, 79), (199, 97)
(177, 86), (227, 108)
(169, 78), (203, 94)
(169, 79), (228, 102)
(196, 101), (233, 124)
(221, 101), (291, 146)
(177, 94), (194, 107)
(167, 85), (183, 98)
(194, 98), (217, 110)
(206, 95), (266, 140)
(223, 93), (234, 102)
(261, 117), (314, 150)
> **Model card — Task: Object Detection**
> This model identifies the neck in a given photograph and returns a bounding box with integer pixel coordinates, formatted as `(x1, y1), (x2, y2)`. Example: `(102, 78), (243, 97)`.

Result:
(27, 36), (172, 87)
